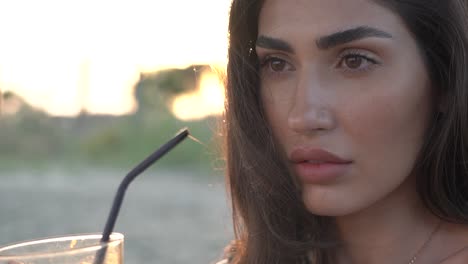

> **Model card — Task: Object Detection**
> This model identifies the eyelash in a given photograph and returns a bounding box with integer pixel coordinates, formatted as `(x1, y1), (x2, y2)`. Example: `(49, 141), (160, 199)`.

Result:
(337, 50), (380, 74)
(258, 55), (294, 77)
(258, 50), (380, 77)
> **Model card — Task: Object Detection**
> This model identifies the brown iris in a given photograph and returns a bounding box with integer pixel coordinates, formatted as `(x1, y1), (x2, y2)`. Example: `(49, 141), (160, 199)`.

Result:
(270, 59), (287, 72)
(344, 56), (363, 69)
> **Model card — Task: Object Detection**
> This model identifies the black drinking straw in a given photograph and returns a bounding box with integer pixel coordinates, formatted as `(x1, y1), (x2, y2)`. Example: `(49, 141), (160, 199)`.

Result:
(94, 128), (189, 264)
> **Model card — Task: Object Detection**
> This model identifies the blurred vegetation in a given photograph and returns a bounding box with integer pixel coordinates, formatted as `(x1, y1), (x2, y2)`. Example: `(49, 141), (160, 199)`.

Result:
(0, 65), (224, 173)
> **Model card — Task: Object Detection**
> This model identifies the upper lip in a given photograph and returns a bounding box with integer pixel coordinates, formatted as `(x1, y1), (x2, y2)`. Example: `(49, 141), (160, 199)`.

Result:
(289, 148), (352, 164)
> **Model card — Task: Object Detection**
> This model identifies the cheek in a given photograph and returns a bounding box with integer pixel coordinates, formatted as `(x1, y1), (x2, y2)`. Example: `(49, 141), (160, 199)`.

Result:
(342, 84), (432, 177)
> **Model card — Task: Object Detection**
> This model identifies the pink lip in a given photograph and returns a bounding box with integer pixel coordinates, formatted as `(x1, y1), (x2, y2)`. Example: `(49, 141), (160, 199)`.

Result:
(289, 148), (352, 183)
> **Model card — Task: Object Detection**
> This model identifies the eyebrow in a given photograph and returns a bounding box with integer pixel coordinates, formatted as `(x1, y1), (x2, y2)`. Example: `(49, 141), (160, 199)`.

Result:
(256, 26), (393, 52)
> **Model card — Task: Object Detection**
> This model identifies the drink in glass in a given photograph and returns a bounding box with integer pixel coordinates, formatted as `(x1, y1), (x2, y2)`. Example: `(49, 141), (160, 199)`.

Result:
(0, 233), (123, 264)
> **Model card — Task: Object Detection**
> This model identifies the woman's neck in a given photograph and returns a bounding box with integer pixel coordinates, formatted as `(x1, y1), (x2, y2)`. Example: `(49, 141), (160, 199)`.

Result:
(332, 176), (440, 264)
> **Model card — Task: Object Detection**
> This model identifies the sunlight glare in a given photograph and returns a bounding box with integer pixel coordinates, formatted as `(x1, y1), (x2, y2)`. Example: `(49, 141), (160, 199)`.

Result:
(171, 68), (225, 121)
(0, 0), (230, 116)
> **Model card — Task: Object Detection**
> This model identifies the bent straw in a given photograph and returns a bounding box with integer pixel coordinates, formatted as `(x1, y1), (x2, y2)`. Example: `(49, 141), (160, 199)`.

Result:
(94, 128), (189, 264)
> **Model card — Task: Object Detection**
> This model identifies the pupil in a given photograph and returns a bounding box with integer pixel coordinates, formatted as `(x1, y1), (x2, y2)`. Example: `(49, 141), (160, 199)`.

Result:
(346, 56), (362, 69)
(271, 60), (285, 71)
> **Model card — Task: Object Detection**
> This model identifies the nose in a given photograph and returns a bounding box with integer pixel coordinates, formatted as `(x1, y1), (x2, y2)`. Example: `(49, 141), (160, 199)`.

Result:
(288, 74), (336, 134)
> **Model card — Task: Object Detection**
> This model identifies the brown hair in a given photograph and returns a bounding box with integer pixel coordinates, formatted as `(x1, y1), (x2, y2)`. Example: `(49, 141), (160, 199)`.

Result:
(222, 0), (468, 263)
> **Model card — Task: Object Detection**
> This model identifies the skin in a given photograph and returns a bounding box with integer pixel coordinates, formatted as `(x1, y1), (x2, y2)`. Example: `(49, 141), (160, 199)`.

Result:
(257, 0), (468, 263)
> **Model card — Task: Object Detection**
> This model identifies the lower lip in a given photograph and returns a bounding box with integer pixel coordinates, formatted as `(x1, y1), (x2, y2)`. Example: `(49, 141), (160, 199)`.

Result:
(293, 162), (351, 183)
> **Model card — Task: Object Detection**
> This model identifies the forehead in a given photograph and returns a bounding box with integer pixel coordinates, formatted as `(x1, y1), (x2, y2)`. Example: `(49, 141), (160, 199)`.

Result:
(258, 0), (406, 41)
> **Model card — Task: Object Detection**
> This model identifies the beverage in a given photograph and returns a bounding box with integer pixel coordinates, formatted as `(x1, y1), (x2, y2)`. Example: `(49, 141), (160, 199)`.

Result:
(0, 233), (123, 264)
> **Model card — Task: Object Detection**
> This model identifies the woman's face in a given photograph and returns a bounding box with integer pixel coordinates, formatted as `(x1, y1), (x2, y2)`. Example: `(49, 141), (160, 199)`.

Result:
(257, 0), (434, 216)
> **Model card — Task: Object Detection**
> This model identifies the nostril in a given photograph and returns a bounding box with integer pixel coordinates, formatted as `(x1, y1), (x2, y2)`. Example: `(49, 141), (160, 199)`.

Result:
(288, 107), (335, 133)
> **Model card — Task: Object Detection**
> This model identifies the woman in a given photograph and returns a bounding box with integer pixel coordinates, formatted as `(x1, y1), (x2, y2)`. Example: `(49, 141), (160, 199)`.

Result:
(219, 0), (468, 263)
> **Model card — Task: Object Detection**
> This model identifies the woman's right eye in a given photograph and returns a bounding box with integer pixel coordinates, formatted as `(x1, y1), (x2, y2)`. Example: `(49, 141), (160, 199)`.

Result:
(259, 56), (295, 74)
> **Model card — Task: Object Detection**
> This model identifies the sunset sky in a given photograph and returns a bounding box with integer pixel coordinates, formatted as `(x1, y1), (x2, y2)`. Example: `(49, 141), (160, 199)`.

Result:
(0, 0), (230, 117)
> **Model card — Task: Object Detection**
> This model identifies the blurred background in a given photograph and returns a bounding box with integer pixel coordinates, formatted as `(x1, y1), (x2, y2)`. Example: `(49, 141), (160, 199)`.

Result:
(0, 0), (232, 263)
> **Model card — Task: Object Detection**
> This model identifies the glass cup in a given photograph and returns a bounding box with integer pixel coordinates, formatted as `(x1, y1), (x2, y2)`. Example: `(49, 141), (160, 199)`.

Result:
(0, 233), (123, 264)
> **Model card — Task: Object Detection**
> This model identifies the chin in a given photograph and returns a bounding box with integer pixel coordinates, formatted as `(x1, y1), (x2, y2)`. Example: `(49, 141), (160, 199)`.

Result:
(301, 185), (373, 217)
(304, 200), (359, 217)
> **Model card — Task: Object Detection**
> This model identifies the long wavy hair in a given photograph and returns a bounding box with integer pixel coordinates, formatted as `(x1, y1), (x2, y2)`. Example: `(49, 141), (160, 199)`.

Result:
(222, 0), (468, 263)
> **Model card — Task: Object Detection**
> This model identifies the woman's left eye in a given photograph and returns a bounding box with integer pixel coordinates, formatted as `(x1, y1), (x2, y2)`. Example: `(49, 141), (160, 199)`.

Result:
(260, 56), (295, 73)
(337, 51), (380, 73)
